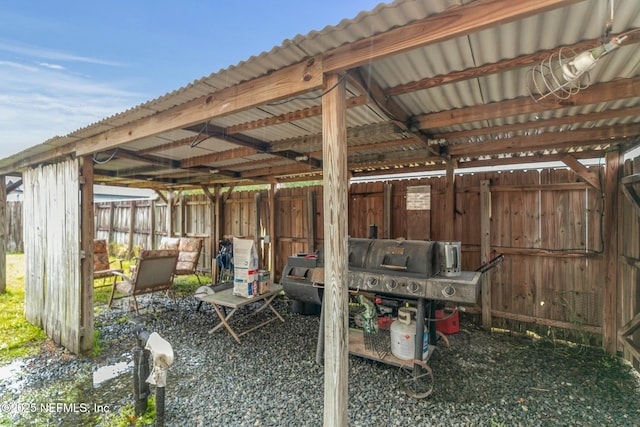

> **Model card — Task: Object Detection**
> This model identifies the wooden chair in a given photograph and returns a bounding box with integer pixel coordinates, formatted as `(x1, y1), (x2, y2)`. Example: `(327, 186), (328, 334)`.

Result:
(93, 239), (123, 288)
(109, 249), (179, 314)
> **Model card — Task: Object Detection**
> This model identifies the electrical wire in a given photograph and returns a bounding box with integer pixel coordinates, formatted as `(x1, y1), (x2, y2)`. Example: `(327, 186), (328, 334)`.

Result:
(92, 149), (118, 164)
(266, 73), (348, 106)
(190, 121), (214, 148)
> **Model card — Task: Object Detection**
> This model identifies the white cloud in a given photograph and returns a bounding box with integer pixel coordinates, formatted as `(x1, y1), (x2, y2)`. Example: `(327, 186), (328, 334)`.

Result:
(0, 39), (125, 67)
(0, 57), (142, 160)
(38, 62), (65, 70)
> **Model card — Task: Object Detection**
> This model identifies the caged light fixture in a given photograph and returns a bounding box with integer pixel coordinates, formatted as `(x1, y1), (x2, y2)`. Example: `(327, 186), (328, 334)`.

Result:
(526, 0), (629, 102)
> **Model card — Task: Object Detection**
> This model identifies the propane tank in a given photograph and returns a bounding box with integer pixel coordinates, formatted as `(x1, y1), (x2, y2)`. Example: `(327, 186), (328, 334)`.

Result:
(390, 307), (428, 360)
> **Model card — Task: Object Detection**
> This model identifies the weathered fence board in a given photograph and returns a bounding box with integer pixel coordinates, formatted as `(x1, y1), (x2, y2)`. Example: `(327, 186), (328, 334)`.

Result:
(23, 159), (82, 353)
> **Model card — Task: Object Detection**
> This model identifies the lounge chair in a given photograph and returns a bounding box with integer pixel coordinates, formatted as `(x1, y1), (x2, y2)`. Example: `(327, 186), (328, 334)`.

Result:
(109, 249), (179, 314)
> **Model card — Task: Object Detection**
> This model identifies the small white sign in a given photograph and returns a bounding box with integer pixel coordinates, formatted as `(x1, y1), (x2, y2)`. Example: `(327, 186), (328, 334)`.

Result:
(406, 185), (431, 210)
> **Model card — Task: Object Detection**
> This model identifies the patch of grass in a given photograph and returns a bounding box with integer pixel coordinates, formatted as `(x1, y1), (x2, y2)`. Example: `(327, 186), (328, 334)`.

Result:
(92, 330), (103, 357)
(172, 275), (203, 297)
(0, 253), (47, 363)
(101, 395), (156, 427)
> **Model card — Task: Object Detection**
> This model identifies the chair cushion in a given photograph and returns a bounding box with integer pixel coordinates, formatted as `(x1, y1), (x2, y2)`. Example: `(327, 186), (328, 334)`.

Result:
(159, 237), (180, 251)
(93, 240), (110, 271)
(115, 281), (133, 294)
(179, 238), (202, 253)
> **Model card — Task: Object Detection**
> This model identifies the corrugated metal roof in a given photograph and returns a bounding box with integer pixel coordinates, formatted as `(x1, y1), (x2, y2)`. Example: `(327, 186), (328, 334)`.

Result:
(1, 0), (639, 186)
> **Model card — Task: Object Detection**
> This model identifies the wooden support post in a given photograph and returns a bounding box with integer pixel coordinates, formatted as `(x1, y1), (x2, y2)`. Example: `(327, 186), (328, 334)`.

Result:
(255, 192), (262, 268)
(445, 159), (456, 241)
(107, 201), (114, 244)
(167, 191), (174, 238)
(0, 176), (6, 294)
(179, 191), (185, 237)
(150, 199), (156, 249)
(322, 72), (348, 427)
(202, 185), (217, 274)
(128, 200), (136, 258)
(214, 185), (221, 281)
(603, 149), (621, 353)
(383, 183), (392, 239)
(480, 180), (492, 329)
(306, 190), (316, 252)
(269, 184), (276, 274)
(80, 157), (95, 352)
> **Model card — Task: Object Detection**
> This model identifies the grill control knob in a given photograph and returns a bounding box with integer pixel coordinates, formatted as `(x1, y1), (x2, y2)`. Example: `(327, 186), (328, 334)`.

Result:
(442, 285), (456, 297)
(367, 277), (378, 288)
(386, 279), (398, 291)
(408, 281), (420, 293)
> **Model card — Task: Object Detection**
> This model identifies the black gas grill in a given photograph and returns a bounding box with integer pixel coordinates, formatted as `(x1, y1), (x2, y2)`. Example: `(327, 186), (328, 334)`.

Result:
(282, 238), (482, 306)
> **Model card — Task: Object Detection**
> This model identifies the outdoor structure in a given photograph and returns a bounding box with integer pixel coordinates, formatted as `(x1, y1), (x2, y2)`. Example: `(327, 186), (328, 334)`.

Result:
(0, 0), (639, 425)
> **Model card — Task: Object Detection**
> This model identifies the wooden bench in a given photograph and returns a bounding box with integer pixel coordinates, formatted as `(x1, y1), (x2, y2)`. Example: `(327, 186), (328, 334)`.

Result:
(109, 249), (179, 314)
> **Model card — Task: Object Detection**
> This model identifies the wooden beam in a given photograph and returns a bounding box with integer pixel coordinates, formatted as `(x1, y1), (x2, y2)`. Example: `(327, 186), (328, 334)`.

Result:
(128, 200), (136, 257)
(306, 190), (316, 252)
(154, 189), (168, 205)
(182, 147), (259, 168)
(322, 72), (349, 427)
(269, 184), (276, 274)
(603, 149), (621, 353)
(418, 77), (640, 130)
(480, 180), (492, 329)
(6, 179), (22, 194)
(79, 157), (95, 352)
(448, 124), (640, 157)
(386, 32), (638, 97)
(346, 68), (440, 156)
(227, 96), (368, 134)
(383, 183), (392, 239)
(561, 154), (602, 191)
(240, 162), (318, 179)
(436, 105), (640, 142)
(75, 57), (323, 157)
(323, 0), (580, 73)
(211, 32), (640, 139)
(444, 160), (456, 240)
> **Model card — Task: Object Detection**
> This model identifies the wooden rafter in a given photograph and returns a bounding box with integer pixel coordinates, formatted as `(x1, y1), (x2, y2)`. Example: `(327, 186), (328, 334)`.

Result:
(323, 0), (581, 73)
(418, 77), (640, 130)
(74, 57), (324, 157)
(385, 32), (639, 97)
(448, 124), (639, 157)
(561, 154), (602, 191)
(346, 68), (440, 156)
(435, 105), (640, 142)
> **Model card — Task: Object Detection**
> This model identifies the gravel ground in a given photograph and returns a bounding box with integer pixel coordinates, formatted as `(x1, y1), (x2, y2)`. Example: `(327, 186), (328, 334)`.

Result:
(1, 292), (640, 427)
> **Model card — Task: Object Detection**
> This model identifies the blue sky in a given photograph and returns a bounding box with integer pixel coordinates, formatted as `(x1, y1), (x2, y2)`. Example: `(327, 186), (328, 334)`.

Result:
(0, 0), (382, 159)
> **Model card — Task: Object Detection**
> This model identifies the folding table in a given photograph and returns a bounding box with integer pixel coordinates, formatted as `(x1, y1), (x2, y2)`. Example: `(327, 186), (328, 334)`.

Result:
(200, 284), (284, 343)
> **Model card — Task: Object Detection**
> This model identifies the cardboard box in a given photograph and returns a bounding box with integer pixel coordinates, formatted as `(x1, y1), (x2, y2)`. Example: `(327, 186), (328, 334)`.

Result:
(233, 238), (259, 298)
(258, 270), (271, 294)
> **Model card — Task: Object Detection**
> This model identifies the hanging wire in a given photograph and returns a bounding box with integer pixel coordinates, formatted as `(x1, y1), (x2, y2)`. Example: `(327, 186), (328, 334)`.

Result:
(266, 73), (348, 106)
(190, 121), (214, 148)
(603, 0), (614, 40)
(92, 149), (118, 164)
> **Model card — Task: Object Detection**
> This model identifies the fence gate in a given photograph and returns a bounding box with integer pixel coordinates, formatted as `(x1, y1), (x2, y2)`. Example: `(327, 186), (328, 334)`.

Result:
(23, 158), (85, 353)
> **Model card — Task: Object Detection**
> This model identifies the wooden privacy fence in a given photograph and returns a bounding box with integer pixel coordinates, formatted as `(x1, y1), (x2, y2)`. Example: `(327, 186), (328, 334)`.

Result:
(8, 161), (640, 364)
